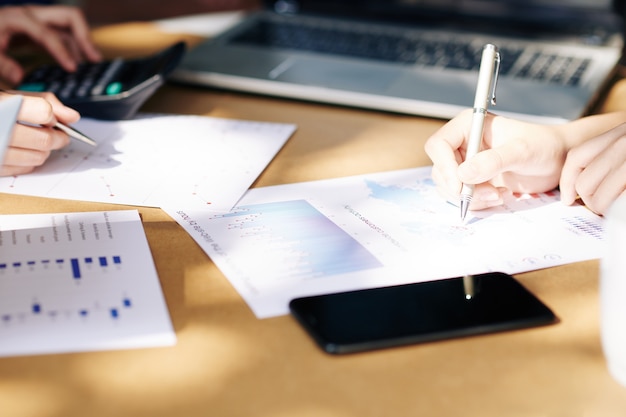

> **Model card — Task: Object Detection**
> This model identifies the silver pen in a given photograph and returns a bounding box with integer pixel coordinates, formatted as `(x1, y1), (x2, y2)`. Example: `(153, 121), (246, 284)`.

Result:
(460, 43), (501, 221)
(54, 122), (97, 147)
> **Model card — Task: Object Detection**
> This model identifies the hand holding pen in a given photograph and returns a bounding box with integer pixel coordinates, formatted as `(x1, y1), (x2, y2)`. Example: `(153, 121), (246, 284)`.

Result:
(459, 44), (501, 221)
(0, 90), (96, 176)
(425, 42), (626, 218)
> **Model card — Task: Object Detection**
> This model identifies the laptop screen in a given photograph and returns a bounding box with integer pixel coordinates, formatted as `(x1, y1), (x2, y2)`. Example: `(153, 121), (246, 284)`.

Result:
(268, 0), (622, 39)
(272, 0), (614, 16)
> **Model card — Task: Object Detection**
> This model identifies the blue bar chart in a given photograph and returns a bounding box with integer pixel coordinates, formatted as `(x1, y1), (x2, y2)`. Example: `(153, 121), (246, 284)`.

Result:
(0, 295), (133, 323)
(0, 210), (175, 357)
(0, 255), (122, 281)
(0, 253), (132, 325)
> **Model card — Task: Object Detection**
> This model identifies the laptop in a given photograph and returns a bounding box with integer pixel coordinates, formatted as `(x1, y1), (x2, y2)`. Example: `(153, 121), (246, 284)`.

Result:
(171, 0), (624, 124)
(0, 95), (22, 166)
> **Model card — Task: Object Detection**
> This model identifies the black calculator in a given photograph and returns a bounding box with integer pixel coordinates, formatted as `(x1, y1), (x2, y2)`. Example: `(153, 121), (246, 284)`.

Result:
(17, 42), (187, 120)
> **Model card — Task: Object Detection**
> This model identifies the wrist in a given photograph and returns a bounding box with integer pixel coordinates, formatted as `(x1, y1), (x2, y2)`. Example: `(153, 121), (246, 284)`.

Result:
(556, 111), (626, 150)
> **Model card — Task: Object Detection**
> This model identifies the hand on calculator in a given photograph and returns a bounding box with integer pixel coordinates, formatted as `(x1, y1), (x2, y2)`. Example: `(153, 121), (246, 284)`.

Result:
(0, 5), (101, 85)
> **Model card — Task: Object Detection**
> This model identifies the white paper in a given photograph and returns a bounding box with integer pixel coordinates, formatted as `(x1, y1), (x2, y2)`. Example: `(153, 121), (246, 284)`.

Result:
(166, 166), (606, 318)
(0, 210), (175, 357)
(0, 114), (295, 212)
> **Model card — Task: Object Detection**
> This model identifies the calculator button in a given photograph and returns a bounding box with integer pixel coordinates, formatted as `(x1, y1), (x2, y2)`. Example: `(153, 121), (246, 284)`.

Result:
(18, 82), (46, 92)
(59, 79), (77, 99)
(105, 82), (123, 95)
(76, 84), (91, 98)
(91, 58), (124, 96)
(47, 81), (62, 95)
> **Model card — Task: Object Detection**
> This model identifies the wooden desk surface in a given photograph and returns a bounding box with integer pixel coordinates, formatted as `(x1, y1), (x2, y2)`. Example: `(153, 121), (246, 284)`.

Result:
(1, 22), (625, 417)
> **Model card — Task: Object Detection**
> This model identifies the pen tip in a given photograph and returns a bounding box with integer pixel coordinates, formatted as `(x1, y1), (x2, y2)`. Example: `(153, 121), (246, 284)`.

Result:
(460, 201), (469, 221)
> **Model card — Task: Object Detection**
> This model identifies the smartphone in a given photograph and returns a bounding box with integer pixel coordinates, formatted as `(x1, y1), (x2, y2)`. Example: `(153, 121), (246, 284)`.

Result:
(289, 272), (557, 354)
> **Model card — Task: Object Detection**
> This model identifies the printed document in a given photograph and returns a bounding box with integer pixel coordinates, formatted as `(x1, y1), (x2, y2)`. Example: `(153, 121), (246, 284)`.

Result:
(166, 166), (605, 318)
(0, 210), (175, 357)
(0, 114), (295, 212)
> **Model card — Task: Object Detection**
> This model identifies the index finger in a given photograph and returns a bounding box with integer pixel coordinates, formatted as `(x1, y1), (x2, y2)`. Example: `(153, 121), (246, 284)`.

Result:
(27, 6), (101, 62)
(424, 109), (473, 191)
(16, 95), (56, 126)
(1, 7), (78, 72)
(3, 90), (80, 124)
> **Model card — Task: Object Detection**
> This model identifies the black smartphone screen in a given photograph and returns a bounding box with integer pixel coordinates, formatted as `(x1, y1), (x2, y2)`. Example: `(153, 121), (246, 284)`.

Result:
(289, 272), (557, 354)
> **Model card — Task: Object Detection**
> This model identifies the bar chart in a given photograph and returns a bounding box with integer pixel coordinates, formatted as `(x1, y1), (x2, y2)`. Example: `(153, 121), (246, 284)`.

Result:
(0, 254), (131, 323)
(0, 210), (175, 357)
(0, 255), (122, 279)
(0, 294), (132, 323)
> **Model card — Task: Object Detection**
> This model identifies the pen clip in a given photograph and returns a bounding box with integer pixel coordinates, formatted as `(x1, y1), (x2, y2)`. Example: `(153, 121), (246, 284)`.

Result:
(490, 51), (501, 106)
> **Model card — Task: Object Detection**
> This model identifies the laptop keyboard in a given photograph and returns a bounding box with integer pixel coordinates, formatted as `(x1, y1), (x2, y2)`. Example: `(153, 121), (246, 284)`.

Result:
(232, 17), (591, 86)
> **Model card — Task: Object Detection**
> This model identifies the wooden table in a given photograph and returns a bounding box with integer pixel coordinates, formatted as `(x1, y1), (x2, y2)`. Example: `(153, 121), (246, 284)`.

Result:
(0, 22), (625, 417)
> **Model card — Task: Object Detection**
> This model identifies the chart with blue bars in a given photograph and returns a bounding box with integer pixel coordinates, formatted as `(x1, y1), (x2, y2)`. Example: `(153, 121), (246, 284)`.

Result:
(0, 210), (175, 357)
(17, 295), (132, 322)
(0, 254), (131, 324)
(1, 255), (122, 279)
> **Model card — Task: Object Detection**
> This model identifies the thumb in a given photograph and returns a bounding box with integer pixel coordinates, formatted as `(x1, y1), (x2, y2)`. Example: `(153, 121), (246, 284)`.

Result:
(458, 139), (536, 185)
(458, 148), (506, 184)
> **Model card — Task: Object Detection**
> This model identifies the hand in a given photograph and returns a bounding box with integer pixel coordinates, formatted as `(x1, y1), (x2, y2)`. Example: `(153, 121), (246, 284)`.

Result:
(424, 109), (567, 210)
(1, 91), (78, 176)
(0, 5), (101, 85)
(560, 122), (626, 215)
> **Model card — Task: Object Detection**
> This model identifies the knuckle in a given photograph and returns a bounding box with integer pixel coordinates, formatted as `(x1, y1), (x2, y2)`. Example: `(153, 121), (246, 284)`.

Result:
(3, 7), (24, 20)
(31, 150), (51, 167)
(27, 97), (55, 124)
(33, 129), (56, 150)
(615, 133), (626, 152)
